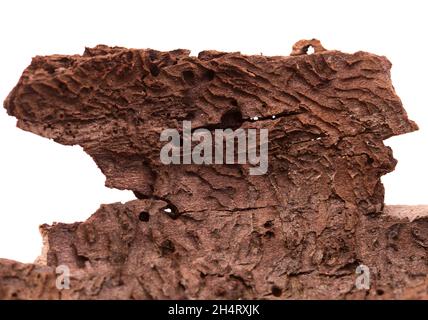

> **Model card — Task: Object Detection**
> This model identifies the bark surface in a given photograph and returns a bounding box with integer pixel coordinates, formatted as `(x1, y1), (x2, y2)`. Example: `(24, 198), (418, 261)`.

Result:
(1, 40), (426, 299)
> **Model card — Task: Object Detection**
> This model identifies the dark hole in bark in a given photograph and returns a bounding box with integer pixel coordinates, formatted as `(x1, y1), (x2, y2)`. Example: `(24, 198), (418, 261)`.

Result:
(133, 191), (147, 199)
(76, 255), (89, 268)
(377, 289), (384, 296)
(182, 70), (195, 84)
(220, 109), (244, 130)
(264, 220), (273, 228)
(149, 64), (160, 76)
(264, 231), (275, 239)
(45, 65), (55, 74)
(271, 285), (282, 297)
(181, 111), (195, 121)
(203, 69), (215, 81)
(138, 211), (150, 222)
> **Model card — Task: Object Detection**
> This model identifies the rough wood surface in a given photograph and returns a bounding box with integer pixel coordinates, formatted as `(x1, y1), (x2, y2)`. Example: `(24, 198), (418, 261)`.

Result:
(1, 41), (426, 299)
(0, 203), (427, 299)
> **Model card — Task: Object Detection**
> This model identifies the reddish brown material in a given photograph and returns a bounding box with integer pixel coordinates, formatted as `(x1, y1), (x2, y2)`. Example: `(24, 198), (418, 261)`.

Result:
(1, 40), (426, 299)
(0, 203), (427, 299)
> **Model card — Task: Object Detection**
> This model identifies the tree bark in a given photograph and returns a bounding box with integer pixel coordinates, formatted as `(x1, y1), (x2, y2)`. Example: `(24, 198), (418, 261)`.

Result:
(1, 40), (426, 299)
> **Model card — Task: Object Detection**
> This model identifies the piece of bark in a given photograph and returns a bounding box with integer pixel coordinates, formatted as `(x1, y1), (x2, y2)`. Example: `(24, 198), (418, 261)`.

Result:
(1, 40), (426, 299)
(0, 203), (427, 299)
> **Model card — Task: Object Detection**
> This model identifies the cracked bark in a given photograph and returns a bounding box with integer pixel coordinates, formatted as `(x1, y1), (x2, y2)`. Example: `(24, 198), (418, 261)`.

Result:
(1, 40), (427, 299)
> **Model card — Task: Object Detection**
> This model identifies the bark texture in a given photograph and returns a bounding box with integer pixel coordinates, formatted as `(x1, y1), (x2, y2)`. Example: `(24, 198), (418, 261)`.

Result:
(1, 40), (427, 299)
(0, 204), (427, 299)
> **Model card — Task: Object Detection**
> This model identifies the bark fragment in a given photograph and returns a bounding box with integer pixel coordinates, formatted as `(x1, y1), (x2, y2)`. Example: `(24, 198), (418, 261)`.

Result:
(1, 40), (426, 299)
(0, 203), (427, 299)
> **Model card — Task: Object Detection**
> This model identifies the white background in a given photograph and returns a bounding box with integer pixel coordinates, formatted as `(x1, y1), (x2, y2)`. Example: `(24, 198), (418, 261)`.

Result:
(0, 0), (427, 262)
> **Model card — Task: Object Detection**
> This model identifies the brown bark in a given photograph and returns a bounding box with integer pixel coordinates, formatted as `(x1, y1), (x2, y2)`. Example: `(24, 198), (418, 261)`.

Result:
(0, 203), (427, 299)
(1, 40), (426, 299)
